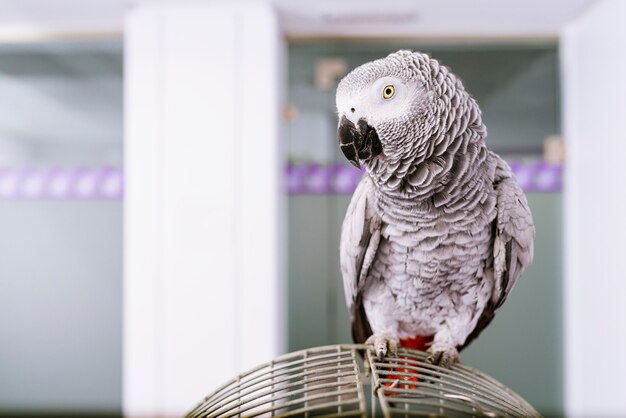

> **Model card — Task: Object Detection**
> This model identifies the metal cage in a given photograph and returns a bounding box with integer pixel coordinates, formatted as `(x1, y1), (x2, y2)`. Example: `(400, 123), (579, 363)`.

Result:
(185, 344), (540, 418)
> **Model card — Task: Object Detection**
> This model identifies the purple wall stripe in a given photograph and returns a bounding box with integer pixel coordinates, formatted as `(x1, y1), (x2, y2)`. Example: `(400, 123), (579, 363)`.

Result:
(0, 167), (123, 200)
(0, 160), (561, 200)
(287, 161), (562, 195)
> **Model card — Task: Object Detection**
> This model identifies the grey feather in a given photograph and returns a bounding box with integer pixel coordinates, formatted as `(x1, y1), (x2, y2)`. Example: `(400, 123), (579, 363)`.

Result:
(462, 154), (534, 349)
(340, 176), (382, 342)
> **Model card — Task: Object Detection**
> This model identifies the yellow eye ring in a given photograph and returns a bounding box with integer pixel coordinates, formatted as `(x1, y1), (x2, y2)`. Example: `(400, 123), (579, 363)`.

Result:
(383, 84), (395, 99)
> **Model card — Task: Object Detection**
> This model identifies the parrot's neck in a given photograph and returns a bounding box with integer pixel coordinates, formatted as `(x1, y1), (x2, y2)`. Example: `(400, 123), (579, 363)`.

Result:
(369, 142), (496, 226)
(369, 133), (490, 204)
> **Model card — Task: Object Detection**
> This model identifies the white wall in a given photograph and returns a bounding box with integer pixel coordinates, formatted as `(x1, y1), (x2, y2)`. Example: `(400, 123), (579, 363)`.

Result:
(562, 1), (626, 416)
(124, 3), (286, 416)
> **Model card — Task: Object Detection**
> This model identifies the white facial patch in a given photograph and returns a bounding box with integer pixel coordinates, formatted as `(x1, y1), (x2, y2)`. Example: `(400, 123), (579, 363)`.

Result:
(367, 76), (416, 123)
(336, 76), (419, 126)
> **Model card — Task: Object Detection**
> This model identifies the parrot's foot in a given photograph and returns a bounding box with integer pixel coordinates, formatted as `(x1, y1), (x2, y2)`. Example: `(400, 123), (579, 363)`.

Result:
(426, 344), (459, 368)
(365, 334), (399, 361)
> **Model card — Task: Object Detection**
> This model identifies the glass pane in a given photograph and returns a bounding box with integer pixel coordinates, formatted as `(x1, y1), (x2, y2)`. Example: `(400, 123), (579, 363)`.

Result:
(0, 40), (122, 414)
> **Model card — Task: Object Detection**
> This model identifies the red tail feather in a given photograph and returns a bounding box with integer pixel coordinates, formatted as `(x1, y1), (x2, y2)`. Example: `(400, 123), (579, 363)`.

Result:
(399, 335), (433, 351)
(383, 335), (433, 393)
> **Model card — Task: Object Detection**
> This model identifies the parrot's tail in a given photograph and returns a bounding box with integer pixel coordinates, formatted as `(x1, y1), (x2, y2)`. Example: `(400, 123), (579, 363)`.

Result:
(382, 335), (433, 394)
(399, 335), (433, 352)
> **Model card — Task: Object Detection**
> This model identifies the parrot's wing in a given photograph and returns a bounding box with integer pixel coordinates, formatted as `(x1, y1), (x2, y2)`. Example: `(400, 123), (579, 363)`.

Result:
(340, 175), (382, 344)
(462, 157), (535, 349)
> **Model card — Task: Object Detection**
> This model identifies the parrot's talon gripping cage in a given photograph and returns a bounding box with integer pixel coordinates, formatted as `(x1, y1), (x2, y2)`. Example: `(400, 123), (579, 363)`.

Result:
(185, 344), (540, 418)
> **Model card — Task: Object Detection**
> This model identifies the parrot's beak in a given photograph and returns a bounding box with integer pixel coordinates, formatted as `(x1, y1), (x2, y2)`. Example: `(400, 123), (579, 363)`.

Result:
(337, 116), (382, 168)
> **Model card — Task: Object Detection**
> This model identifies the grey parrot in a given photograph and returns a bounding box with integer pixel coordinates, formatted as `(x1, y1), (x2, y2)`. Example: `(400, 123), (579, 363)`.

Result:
(336, 50), (534, 367)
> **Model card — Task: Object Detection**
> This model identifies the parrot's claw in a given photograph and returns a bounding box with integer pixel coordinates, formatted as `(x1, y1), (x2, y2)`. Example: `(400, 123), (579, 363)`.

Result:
(426, 345), (459, 368)
(365, 334), (399, 361)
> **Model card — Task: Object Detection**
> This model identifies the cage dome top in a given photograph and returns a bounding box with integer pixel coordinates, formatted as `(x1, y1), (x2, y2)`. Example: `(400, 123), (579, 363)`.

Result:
(185, 344), (539, 418)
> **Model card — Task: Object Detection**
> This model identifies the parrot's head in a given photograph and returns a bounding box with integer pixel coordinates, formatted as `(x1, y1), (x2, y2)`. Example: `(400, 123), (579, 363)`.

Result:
(336, 50), (483, 184)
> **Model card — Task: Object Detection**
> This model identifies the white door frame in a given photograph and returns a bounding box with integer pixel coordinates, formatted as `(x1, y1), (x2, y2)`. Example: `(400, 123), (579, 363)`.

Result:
(124, 3), (286, 416)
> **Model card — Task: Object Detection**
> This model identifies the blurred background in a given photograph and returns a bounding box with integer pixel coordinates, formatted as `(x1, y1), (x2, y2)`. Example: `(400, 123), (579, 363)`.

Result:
(0, 1), (624, 417)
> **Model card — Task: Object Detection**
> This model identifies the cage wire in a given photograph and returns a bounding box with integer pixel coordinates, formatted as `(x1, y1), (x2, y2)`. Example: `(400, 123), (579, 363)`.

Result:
(185, 344), (540, 418)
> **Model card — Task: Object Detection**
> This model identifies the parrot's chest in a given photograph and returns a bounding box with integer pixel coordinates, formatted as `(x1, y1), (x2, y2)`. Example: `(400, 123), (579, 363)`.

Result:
(364, 211), (494, 338)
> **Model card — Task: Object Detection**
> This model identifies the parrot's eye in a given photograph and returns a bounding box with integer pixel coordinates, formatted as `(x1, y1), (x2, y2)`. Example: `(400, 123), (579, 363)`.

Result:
(382, 85), (395, 100)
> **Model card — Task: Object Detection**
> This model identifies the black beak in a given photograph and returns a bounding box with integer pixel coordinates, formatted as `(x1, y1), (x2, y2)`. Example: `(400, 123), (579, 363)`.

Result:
(337, 116), (382, 168)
